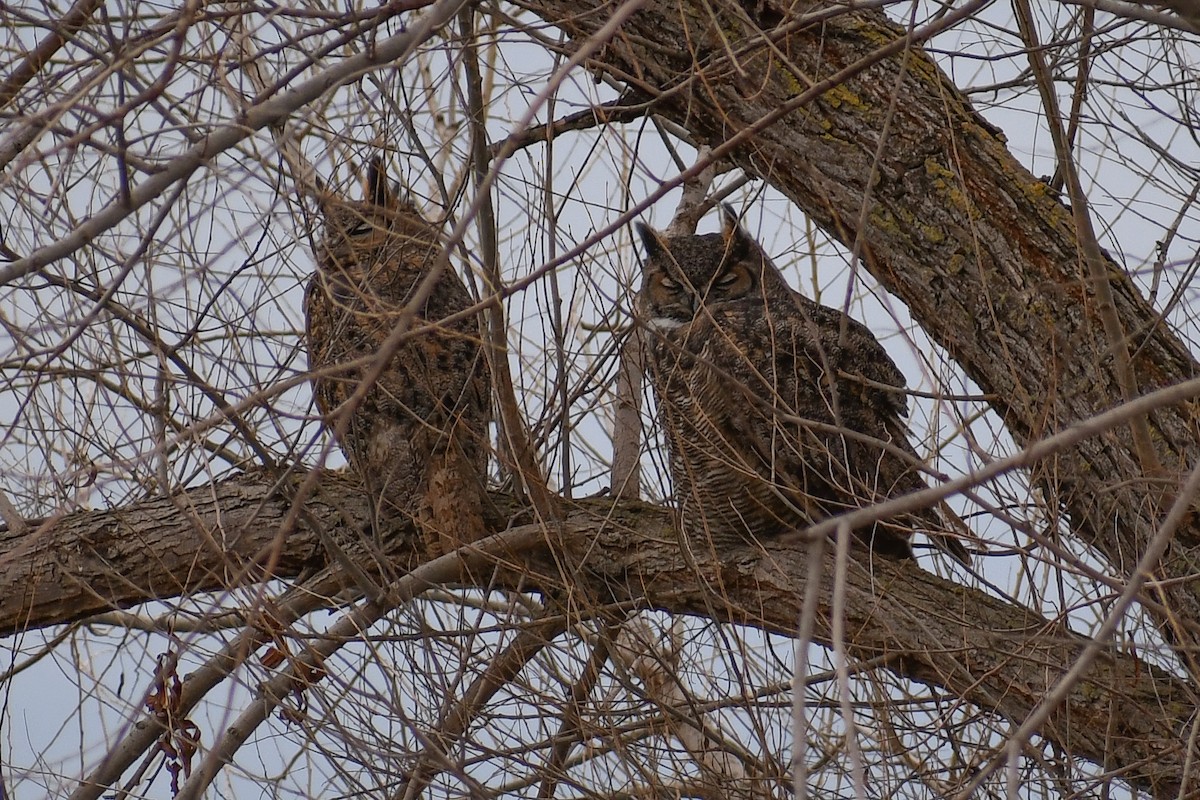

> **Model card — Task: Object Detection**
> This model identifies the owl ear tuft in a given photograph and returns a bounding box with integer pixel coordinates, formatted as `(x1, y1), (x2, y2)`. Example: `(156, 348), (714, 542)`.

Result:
(367, 157), (401, 210)
(313, 184), (336, 217)
(719, 204), (754, 255)
(636, 222), (665, 259)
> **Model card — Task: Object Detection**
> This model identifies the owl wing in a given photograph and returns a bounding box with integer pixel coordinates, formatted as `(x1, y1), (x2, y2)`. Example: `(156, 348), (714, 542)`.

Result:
(790, 292), (909, 421)
(757, 305), (916, 556)
(788, 295), (974, 564)
(305, 269), (373, 422)
(370, 261), (491, 556)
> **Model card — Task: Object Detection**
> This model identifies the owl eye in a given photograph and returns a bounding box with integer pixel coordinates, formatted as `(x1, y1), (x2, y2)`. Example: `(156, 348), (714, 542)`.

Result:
(715, 267), (744, 286)
(348, 221), (373, 236)
(658, 275), (679, 290)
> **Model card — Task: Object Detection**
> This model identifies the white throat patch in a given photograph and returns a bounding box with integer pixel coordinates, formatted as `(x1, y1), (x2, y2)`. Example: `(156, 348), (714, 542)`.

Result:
(648, 316), (685, 331)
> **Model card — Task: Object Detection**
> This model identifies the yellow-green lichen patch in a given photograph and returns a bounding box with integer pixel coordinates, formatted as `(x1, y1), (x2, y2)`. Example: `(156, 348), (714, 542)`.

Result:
(822, 83), (868, 113)
(1016, 177), (1073, 227)
(850, 16), (898, 50)
(924, 158), (955, 181)
(1021, 177), (1052, 201)
(868, 205), (903, 237)
(901, 49), (943, 87)
(869, 204), (936, 249)
(778, 67), (805, 98)
(920, 224), (946, 245)
(924, 157), (974, 216)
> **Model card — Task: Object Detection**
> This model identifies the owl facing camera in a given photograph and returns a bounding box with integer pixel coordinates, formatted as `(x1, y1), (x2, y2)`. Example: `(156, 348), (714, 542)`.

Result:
(637, 206), (972, 565)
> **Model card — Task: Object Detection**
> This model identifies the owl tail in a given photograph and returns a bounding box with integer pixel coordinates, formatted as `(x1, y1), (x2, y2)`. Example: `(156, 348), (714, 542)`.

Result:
(929, 501), (979, 566)
(419, 450), (487, 560)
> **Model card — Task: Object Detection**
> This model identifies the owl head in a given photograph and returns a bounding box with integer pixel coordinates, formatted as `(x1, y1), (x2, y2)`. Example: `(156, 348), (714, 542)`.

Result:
(316, 158), (437, 273)
(636, 205), (794, 328)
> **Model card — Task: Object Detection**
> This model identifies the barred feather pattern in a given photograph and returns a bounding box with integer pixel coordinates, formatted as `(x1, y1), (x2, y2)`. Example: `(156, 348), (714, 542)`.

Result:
(304, 161), (490, 557)
(637, 211), (970, 565)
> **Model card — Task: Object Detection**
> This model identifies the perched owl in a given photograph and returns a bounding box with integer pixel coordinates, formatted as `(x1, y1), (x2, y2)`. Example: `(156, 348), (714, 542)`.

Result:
(636, 206), (971, 565)
(304, 158), (491, 558)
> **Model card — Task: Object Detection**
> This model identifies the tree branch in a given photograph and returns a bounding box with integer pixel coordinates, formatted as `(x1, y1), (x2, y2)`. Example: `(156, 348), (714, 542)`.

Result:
(0, 0), (466, 286)
(1, 469), (1195, 798)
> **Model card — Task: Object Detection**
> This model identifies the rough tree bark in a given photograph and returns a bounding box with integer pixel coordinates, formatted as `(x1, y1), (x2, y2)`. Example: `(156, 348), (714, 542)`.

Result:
(0, 470), (1194, 796)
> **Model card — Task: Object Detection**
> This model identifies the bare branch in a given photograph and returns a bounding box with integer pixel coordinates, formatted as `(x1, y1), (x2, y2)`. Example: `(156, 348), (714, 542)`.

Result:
(0, 0), (467, 287)
(0, 0), (105, 111)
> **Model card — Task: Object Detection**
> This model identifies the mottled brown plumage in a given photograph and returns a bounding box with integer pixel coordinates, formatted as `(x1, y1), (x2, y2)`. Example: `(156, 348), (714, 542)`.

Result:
(304, 158), (490, 557)
(636, 206), (971, 564)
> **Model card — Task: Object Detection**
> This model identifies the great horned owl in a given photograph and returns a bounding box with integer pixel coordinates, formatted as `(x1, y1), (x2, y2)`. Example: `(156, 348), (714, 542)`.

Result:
(304, 158), (491, 558)
(636, 206), (971, 565)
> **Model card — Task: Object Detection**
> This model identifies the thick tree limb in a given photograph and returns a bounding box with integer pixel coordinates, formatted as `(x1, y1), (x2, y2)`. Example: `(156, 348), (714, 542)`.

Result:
(0, 470), (1196, 797)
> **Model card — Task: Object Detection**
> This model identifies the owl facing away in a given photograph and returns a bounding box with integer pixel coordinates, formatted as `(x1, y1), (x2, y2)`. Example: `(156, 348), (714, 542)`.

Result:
(636, 206), (971, 565)
(304, 158), (491, 558)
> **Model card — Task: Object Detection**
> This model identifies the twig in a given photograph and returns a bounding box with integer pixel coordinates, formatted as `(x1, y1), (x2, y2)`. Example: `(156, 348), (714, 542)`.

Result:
(80, 609), (246, 634)
(664, 145), (718, 237)
(487, 96), (649, 159)
(615, 618), (758, 797)
(610, 331), (645, 499)
(0, 0), (471, 287)
(0, 0), (105, 111)
(1013, 0), (1165, 499)
(535, 618), (625, 799)
(1057, 0), (1200, 33)
(792, 537), (826, 800)
(781, 374), (1200, 548)
(955, 452), (1200, 799)
(69, 571), (345, 800)
(396, 615), (568, 800)
(220, 7), (320, 195)
(172, 524), (545, 800)
(830, 522), (867, 798)
(1059, 6), (1095, 196)
(460, 5), (559, 520)
(1151, 180), (1200, 302)
(538, 44), (574, 500)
